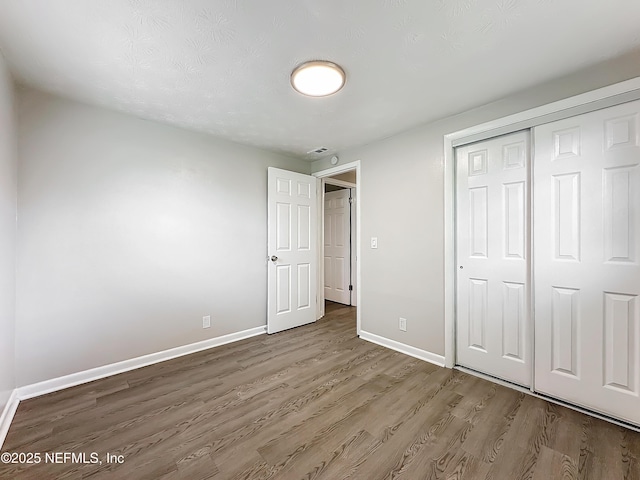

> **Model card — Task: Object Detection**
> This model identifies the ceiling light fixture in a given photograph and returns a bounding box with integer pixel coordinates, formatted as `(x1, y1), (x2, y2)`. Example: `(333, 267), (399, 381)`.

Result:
(291, 61), (346, 97)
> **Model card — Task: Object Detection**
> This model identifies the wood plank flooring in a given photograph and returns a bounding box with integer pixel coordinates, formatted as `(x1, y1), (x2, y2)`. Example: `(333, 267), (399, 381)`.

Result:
(2, 301), (639, 479)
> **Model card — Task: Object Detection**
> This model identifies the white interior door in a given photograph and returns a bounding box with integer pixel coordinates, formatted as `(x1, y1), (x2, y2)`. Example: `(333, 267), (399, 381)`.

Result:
(534, 100), (640, 425)
(350, 189), (357, 307)
(324, 189), (351, 305)
(267, 167), (318, 334)
(456, 131), (531, 387)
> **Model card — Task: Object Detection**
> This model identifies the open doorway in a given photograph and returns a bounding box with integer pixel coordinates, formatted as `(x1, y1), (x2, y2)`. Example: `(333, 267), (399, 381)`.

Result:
(313, 161), (361, 335)
(324, 174), (356, 307)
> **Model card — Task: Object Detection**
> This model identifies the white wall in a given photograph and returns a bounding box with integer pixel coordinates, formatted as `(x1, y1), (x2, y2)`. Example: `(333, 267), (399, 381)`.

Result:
(0, 52), (17, 409)
(15, 89), (309, 386)
(312, 51), (640, 357)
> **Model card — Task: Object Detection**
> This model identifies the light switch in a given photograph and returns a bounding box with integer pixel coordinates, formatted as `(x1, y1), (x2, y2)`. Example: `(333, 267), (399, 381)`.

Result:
(371, 237), (378, 249)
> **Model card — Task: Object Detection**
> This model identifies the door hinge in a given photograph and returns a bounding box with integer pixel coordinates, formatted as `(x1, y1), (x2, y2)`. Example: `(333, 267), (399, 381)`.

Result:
(349, 285), (353, 291)
(349, 197), (354, 204)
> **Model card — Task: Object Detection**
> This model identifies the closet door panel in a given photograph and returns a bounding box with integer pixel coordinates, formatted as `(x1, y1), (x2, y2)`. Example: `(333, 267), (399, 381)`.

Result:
(534, 100), (640, 426)
(456, 131), (531, 387)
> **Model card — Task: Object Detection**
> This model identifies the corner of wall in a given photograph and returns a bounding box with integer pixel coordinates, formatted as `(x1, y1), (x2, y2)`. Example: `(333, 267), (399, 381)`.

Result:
(0, 49), (18, 449)
(0, 389), (19, 449)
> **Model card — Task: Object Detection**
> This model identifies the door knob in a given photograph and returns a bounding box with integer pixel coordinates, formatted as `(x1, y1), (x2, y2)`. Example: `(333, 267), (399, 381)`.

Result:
(270, 255), (278, 262)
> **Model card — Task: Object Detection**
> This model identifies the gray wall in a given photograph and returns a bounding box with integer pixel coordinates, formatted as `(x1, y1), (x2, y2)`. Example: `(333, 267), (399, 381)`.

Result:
(11, 49), (640, 387)
(0, 52), (17, 409)
(15, 89), (309, 386)
(312, 52), (640, 357)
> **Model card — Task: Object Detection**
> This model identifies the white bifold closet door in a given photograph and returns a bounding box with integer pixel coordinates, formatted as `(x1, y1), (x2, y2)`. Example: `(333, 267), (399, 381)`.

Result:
(534, 100), (640, 425)
(456, 131), (531, 387)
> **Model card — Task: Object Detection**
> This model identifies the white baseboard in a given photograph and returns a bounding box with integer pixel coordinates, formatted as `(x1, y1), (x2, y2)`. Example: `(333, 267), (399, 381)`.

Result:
(0, 389), (19, 450)
(359, 330), (445, 368)
(17, 326), (267, 401)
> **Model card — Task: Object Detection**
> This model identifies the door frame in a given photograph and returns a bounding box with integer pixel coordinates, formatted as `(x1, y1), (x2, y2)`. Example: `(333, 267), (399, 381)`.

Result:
(443, 76), (640, 369)
(314, 161), (362, 335)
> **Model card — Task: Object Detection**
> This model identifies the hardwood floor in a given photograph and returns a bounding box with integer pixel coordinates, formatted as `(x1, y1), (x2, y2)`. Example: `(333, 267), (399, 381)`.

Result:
(2, 301), (639, 479)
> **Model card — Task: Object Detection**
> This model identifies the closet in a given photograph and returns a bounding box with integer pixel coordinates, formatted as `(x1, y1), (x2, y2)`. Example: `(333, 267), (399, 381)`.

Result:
(455, 99), (640, 426)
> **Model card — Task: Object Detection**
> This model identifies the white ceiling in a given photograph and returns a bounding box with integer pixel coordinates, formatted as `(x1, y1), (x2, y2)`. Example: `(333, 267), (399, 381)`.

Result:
(0, 0), (639, 160)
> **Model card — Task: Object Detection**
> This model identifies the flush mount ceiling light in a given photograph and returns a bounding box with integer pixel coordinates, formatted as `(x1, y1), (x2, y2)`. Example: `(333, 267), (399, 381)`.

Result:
(291, 61), (346, 97)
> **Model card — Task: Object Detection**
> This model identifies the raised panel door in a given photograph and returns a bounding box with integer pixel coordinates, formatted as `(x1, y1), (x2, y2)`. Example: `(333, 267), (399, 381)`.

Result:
(456, 131), (531, 387)
(533, 100), (640, 425)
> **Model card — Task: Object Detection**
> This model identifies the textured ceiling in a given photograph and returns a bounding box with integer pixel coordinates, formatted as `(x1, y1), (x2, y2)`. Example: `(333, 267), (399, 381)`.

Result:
(0, 0), (639, 160)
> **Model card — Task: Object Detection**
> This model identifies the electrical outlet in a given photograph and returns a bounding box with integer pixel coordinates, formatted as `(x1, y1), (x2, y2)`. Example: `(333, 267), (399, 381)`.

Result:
(203, 315), (211, 329)
(371, 237), (378, 249)
(399, 317), (407, 332)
